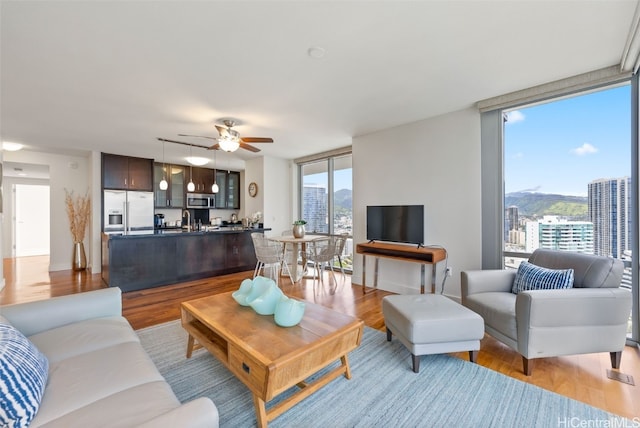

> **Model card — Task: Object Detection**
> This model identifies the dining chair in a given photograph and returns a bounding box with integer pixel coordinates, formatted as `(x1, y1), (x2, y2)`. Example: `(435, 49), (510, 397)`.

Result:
(332, 233), (349, 279)
(276, 230), (298, 284)
(250, 233), (290, 286)
(306, 236), (340, 292)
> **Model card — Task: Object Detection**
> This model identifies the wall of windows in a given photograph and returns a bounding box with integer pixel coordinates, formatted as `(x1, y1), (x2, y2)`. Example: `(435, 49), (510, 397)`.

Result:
(297, 150), (353, 271)
(482, 75), (638, 344)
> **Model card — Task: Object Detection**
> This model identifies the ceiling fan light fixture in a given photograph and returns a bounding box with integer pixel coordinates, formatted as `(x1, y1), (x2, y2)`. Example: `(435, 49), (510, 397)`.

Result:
(218, 136), (240, 152)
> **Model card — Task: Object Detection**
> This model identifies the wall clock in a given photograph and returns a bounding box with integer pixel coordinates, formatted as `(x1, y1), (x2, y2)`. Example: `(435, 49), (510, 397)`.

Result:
(248, 182), (258, 197)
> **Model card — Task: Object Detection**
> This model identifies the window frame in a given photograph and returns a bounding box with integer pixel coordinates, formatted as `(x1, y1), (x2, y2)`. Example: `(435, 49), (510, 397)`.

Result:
(480, 75), (639, 345)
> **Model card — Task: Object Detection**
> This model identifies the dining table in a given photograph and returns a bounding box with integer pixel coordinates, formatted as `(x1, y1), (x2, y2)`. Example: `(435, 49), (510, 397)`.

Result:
(269, 234), (324, 283)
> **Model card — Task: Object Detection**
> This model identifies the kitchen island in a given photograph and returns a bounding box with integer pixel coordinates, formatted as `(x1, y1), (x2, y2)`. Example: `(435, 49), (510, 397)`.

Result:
(102, 227), (269, 292)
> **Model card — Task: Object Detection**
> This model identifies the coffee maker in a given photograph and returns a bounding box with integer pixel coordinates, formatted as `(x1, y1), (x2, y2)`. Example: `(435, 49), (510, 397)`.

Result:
(154, 213), (165, 228)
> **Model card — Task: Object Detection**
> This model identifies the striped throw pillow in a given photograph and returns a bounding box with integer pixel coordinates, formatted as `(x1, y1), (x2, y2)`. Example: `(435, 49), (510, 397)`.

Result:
(512, 261), (574, 294)
(0, 316), (49, 428)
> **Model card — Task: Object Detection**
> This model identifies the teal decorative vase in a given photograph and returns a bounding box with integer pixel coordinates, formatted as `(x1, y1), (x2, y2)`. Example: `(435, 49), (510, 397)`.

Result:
(232, 278), (255, 306)
(274, 296), (305, 327)
(246, 277), (284, 315)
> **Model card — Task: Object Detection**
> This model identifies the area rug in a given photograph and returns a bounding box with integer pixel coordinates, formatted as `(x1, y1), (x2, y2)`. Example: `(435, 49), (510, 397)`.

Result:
(137, 320), (628, 427)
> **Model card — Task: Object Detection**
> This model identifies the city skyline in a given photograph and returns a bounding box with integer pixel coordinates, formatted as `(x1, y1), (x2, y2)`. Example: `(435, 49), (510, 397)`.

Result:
(504, 84), (630, 197)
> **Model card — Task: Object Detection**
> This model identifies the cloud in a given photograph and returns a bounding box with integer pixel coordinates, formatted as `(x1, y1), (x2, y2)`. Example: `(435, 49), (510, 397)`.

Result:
(571, 143), (598, 156)
(506, 110), (525, 123)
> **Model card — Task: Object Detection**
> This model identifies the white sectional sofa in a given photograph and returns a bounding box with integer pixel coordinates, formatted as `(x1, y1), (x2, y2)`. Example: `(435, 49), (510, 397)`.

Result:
(1, 287), (218, 427)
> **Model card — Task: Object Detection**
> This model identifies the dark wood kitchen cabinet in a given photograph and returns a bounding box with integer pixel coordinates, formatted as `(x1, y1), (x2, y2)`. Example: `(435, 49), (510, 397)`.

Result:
(188, 166), (215, 194)
(103, 153), (153, 191)
(154, 163), (185, 208)
(213, 170), (240, 209)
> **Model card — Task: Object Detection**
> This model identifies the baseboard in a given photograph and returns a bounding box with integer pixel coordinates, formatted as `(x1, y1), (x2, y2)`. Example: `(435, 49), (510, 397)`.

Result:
(48, 262), (70, 272)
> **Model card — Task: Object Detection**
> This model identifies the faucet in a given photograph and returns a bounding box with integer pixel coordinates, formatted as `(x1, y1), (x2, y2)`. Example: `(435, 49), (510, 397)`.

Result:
(183, 210), (191, 231)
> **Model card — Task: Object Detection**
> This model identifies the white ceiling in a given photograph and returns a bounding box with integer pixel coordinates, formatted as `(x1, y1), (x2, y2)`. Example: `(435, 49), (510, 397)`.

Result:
(1, 1), (638, 171)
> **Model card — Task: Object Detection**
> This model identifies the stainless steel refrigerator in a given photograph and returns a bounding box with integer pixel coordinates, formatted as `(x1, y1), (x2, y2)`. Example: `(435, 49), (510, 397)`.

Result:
(103, 190), (154, 234)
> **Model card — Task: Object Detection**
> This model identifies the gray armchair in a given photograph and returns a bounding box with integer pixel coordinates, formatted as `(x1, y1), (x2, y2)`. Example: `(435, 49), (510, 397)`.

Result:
(461, 249), (632, 375)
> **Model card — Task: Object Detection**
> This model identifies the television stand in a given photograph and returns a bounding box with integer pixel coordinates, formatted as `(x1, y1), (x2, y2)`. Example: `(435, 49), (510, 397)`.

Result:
(355, 242), (447, 294)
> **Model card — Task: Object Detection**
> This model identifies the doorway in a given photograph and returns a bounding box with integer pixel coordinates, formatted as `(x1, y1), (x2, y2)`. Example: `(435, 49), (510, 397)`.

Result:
(14, 184), (50, 257)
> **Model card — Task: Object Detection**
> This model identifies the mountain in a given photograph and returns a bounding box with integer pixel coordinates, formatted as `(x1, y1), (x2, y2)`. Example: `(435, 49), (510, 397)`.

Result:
(505, 192), (588, 219)
(334, 189), (352, 211)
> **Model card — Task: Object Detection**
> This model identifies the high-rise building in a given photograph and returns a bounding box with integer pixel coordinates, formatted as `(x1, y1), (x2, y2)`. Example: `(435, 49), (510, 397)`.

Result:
(588, 177), (630, 258)
(525, 216), (593, 254)
(302, 184), (328, 233)
(505, 206), (519, 243)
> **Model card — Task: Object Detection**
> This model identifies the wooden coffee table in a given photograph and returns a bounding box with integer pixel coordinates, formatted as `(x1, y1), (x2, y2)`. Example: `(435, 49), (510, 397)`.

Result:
(181, 291), (364, 427)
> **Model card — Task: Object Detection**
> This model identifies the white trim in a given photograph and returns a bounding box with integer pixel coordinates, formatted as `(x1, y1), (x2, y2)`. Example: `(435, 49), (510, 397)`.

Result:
(294, 146), (351, 165)
(621, 0), (640, 73)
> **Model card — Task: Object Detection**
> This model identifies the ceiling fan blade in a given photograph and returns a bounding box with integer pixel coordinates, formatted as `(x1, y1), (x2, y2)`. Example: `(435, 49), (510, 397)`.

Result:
(178, 134), (217, 141)
(206, 143), (221, 151)
(157, 137), (210, 150)
(239, 142), (261, 153)
(241, 137), (274, 143)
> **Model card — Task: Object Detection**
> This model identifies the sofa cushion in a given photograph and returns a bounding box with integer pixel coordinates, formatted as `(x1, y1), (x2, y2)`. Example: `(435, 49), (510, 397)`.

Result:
(528, 248), (623, 288)
(37, 381), (180, 428)
(0, 316), (49, 428)
(512, 261), (574, 294)
(464, 292), (517, 342)
(28, 316), (139, 365)
(31, 341), (165, 426)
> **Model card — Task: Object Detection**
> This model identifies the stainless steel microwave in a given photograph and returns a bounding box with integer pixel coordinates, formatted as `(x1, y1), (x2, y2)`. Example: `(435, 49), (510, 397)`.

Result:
(186, 193), (213, 209)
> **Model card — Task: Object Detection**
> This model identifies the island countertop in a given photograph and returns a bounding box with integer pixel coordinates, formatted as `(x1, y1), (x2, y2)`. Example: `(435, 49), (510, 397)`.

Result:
(104, 226), (271, 239)
(101, 227), (269, 292)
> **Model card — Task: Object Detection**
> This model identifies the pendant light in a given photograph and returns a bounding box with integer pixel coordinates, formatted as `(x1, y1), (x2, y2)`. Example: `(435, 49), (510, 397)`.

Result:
(211, 149), (219, 193)
(187, 145), (195, 192)
(159, 140), (168, 190)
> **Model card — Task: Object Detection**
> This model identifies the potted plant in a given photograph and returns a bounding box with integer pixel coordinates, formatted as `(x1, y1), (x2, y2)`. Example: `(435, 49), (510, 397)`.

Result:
(292, 220), (306, 238)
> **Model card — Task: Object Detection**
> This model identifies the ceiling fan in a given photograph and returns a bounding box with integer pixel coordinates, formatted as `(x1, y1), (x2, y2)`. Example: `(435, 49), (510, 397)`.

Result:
(176, 119), (274, 153)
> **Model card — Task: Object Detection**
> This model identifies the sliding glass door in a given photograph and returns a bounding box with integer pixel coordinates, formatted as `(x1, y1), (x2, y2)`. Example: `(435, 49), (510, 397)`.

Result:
(299, 153), (353, 271)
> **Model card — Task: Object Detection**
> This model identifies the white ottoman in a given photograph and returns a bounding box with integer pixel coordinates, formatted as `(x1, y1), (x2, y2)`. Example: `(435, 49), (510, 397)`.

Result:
(382, 294), (484, 373)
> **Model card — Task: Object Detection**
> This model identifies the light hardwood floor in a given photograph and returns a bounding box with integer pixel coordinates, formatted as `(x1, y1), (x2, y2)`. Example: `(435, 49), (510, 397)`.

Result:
(1, 255), (638, 419)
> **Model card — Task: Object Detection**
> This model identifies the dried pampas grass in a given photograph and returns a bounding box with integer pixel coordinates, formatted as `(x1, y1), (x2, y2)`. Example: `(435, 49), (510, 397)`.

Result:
(65, 189), (91, 243)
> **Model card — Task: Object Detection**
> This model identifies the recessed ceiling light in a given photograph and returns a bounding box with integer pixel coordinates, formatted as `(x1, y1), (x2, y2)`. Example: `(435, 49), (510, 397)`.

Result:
(186, 156), (209, 166)
(2, 141), (24, 151)
(308, 46), (326, 59)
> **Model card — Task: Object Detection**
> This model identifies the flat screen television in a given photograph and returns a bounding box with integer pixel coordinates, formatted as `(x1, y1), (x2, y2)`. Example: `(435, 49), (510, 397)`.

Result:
(366, 205), (424, 246)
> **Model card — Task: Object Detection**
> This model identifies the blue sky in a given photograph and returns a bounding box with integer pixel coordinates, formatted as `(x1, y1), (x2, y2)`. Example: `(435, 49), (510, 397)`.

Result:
(504, 84), (631, 196)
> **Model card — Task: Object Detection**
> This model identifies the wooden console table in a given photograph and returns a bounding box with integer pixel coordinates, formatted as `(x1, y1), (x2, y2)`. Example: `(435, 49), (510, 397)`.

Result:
(356, 242), (447, 294)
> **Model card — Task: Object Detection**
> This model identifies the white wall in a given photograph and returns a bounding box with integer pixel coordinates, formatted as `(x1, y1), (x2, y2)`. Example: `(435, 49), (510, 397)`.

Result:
(3, 150), (93, 272)
(263, 156), (292, 236)
(352, 107), (483, 299)
(244, 156), (292, 237)
(244, 158), (264, 223)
